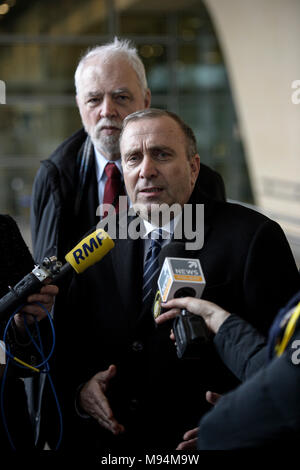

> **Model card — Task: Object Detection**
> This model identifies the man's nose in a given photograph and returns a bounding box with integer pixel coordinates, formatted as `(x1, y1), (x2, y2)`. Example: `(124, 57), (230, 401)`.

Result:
(139, 155), (158, 179)
(99, 95), (117, 118)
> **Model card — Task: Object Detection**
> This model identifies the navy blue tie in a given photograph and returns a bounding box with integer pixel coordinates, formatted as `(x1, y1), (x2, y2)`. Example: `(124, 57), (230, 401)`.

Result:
(142, 230), (163, 304)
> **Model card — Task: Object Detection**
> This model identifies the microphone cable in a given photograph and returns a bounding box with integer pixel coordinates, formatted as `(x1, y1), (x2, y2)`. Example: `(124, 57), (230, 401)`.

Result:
(0, 303), (63, 450)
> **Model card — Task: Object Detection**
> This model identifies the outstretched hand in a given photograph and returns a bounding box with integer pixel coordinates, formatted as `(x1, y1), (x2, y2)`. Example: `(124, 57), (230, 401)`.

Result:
(79, 364), (125, 436)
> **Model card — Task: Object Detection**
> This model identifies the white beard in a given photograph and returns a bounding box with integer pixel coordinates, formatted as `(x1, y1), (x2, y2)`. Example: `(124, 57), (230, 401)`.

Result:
(91, 132), (120, 159)
(88, 118), (122, 159)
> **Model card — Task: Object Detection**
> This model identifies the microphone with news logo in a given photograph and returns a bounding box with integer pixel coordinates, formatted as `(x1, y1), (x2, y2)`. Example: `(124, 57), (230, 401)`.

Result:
(153, 242), (211, 359)
(0, 228), (114, 321)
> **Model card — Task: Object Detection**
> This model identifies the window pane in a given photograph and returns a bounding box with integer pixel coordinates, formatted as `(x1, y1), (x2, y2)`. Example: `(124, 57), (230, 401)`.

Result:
(0, 0), (108, 35)
(0, 0), (254, 247)
(0, 104), (81, 226)
(2, 44), (87, 96)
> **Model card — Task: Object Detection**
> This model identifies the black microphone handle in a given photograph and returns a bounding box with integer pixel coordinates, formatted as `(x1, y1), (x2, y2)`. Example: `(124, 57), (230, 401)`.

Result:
(0, 261), (74, 322)
(0, 272), (44, 321)
(51, 262), (72, 284)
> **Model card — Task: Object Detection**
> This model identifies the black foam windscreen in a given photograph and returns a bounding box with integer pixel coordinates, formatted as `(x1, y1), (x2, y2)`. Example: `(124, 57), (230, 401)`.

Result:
(0, 215), (34, 298)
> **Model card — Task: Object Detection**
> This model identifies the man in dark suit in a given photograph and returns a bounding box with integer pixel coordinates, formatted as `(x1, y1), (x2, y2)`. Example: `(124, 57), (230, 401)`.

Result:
(52, 109), (300, 452)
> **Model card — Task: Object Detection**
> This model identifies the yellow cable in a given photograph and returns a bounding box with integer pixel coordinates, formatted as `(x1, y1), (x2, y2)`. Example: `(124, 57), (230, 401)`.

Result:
(276, 302), (300, 357)
(13, 356), (40, 373)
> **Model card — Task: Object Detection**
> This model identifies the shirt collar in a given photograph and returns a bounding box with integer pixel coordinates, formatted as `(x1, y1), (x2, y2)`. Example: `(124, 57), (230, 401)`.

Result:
(94, 146), (123, 182)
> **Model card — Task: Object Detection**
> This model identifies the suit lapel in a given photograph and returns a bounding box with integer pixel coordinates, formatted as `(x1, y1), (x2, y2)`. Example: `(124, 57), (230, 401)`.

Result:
(110, 225), (144, 324)
(169, 195), (213, 253)
(184, 192), (213, 245)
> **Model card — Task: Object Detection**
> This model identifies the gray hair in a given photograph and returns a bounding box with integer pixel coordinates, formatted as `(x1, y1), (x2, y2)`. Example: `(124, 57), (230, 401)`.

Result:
(74, 37), (148, 96)
(121, 108), (198, 160)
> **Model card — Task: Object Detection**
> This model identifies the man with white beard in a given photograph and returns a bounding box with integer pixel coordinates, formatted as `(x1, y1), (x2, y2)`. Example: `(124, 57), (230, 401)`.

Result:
(31, 38), (150, 263)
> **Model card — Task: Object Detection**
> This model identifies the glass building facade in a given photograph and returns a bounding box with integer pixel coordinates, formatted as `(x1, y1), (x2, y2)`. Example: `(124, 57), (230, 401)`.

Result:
(0, 0), (253, 245)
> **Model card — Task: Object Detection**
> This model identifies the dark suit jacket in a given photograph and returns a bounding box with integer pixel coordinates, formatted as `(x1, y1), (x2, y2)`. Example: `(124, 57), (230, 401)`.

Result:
(51, 194), (300, 452)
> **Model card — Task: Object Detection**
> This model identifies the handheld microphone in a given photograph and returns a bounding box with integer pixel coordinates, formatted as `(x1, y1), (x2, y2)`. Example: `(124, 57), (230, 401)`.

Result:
(0, 228), (114, 321)
(154, 242), (211, 359)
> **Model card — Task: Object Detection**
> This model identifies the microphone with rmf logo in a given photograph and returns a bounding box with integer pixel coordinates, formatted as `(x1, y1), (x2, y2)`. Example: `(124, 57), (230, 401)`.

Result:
(0, 228), (114, 321)
(153, 242), (211, 359)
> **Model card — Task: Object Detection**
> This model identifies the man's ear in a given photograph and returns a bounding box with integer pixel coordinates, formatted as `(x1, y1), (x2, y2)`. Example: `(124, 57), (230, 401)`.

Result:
(144, 88), (151, 109)
(76, 94), (84, 123)
(190, 154), (201, 187)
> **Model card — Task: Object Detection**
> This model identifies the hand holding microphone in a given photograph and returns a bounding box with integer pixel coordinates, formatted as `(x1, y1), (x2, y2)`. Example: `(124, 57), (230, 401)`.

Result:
(153, 242), (212, 359)
(156, 297), (231, 335)
(13, 284), (59, 333)
(0, 228), (114, 321)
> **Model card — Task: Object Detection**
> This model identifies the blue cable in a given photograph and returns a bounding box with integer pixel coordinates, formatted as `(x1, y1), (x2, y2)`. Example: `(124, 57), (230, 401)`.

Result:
(1, 303), (63, 450)
(2, 303), (56, 369)
(2, 305), (37, 371)
(23, 302), (56, 368)
(0, 352), (16, 450)
(23, 307), (63, 450)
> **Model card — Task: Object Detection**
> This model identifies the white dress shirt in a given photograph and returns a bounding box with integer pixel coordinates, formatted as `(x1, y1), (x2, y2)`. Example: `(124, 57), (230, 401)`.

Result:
(141, 212), (182, 264)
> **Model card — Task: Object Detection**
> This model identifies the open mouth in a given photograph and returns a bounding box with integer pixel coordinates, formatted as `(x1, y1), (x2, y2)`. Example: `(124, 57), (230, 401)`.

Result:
(140, 187), (163, 194)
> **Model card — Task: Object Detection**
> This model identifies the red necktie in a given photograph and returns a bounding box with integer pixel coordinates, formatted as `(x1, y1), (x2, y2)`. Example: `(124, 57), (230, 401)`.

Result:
(103, 162), (124, 213)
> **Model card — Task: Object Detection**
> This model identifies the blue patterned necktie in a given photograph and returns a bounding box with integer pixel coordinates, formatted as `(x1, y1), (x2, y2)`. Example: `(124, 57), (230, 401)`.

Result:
(142, 230), (164, 304)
